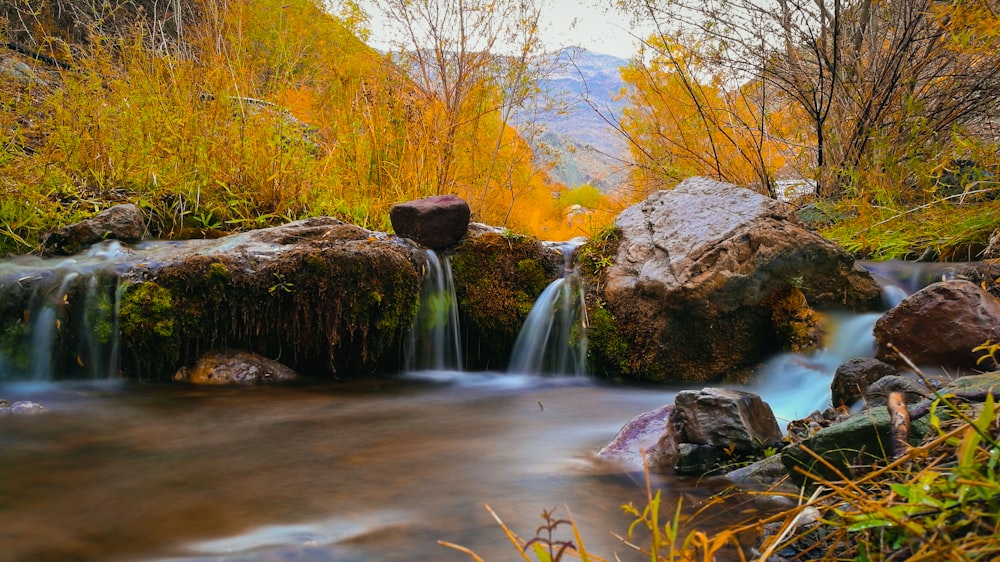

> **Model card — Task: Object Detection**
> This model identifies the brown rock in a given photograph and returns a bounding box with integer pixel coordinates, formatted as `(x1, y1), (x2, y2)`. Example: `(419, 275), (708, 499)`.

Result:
(174, 349), (300, 385)
(874, 280), (1000, 370)
(830, 357), (897, 407)
(390, 195), (471, 250)
(41, 203), (145, 256)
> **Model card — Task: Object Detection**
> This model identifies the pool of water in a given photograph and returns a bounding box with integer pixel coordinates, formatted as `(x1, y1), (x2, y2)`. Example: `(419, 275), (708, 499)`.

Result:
(0, 374), (757, 562)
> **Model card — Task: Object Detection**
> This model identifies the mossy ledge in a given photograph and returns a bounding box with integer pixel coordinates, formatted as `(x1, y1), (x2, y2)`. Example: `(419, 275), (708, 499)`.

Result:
(449, 226), (564, 370)
(116, 218), (422, 380)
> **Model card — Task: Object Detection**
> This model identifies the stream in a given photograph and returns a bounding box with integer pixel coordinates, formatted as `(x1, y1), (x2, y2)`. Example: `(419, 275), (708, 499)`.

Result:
(0, 375), (724, 562)
(0, 257), (965, 561)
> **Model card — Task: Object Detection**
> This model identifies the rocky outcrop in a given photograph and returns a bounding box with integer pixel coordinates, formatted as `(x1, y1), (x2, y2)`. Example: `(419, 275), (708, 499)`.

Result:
(592, 177), (881, 382)
(41, 203), (146, 256)
(390, 195), (471, 250)
(173, 349), (300, 385)
(783, 372), (1000, 484)
(874, 280), (1000, 371)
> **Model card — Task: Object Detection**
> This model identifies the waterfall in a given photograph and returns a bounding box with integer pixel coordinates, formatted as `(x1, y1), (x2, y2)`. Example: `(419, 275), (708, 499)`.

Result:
(508, 239), (588, 376)
(406, 250), (463, 372)
(0, 241), (126, 381)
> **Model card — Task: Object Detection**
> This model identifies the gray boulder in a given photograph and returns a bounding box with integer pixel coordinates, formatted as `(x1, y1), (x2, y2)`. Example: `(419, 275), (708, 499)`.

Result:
(597, 403), (674, 470)
(598, 177), (880, 382)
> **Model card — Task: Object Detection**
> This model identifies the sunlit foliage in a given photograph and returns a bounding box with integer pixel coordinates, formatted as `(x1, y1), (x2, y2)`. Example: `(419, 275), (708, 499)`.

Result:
(0, 0), (602, 256)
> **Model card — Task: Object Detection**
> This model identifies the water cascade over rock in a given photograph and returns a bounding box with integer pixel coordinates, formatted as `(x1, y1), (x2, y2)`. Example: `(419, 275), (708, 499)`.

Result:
(406, 250), (463, 371)
(0, 241), (127, 380)
(508, 238), (588, 376)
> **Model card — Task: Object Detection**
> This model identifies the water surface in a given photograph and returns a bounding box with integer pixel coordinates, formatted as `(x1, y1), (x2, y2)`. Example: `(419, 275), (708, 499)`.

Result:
(0, 374), (747, 562)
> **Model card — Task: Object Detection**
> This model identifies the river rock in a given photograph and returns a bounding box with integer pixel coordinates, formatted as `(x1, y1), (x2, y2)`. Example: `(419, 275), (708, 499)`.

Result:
(0, 399), (46, 415)
(830, 357), (897, 407)
(598, 177), (881, 382)
(597, 403), (674, 470)
(390, 195), (471, 250)
(41, 203), (146, 256)
(782, 372), (1000, 484)
(669, 388), (783, 475)
(874, 280), (1000, 371)
(863, 374), (937, 408)
(174, 349), (300, 385)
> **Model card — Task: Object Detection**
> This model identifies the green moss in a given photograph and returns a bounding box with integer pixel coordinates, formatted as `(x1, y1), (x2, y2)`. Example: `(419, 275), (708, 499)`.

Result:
(206, 261), (231, 281)
(120, 282), (175, 338)
(0, 318), (30, 370)
(585, 300), (633, 379)
(450, 232), (557, 369)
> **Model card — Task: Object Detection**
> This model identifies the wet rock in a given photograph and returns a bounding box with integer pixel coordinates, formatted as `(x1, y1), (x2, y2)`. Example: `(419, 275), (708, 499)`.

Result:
(725, 454), (792, 492)
(597, 403), (673, 470)
(390, 195), (471, 250)
(864, 375), (936, 408)
(112, 217), (422, 380)
(598, 177), (880, 382)
(830, 357), (897, 407)
(0, 400), (46, 415)
(174, 349), (300, 385)
(449, 227), (562, 369)
(41, 203), (145, 256)
(874, 280), (1000, 371)
(669, 388), (784, 475)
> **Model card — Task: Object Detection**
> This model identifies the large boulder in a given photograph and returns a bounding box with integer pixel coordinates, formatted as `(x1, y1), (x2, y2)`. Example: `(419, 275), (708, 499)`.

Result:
(594, 177), (881, 382)
(390, 195), (471, 250)
(874, 280), (1000, 371)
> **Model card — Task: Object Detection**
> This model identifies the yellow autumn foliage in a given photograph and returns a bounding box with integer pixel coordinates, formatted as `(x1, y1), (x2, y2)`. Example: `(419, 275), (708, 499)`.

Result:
(0, 0), (611, 255)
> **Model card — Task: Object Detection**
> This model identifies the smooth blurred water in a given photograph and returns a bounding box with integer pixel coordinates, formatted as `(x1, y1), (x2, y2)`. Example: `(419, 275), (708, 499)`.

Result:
(0, 376), (755, 562)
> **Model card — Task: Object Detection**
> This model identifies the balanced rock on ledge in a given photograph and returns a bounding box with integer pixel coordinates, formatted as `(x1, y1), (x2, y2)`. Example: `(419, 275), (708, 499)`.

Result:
(390, 195), (471, 250)
(594, 177), (881, 382)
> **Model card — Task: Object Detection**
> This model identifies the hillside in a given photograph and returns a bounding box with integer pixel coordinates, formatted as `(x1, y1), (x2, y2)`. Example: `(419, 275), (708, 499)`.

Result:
(513, 49), (631, 193)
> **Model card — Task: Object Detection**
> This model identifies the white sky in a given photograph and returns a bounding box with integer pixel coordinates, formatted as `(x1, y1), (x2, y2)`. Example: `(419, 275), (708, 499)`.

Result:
(357, 0), (648, 60)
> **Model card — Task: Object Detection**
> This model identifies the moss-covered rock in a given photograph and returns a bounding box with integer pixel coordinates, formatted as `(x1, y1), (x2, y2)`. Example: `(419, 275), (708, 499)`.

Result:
(114, 218), (421, 380)
(449, 226), (562, 370)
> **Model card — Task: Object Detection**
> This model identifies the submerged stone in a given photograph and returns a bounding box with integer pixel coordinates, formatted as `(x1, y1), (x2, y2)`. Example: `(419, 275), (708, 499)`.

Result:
(174, 349), (300, 385)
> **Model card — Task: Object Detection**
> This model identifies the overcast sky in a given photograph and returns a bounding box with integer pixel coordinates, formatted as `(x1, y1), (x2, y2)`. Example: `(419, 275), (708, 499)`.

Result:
(358, 0), (648, 60)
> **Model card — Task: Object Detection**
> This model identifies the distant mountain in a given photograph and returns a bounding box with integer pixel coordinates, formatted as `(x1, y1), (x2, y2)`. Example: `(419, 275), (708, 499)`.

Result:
(513, 49), (631, 192)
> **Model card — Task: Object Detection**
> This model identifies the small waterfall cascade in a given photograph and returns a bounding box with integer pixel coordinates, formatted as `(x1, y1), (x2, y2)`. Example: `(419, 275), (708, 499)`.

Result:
(406, 249), (463, 371)
(508, 239), (588, 376)
(753, 259), (972, 426)
(0, 241), (126, 381)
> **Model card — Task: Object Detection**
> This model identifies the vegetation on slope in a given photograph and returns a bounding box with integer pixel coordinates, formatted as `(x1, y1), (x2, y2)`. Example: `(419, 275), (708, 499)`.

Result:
(0, 0), (622, 257)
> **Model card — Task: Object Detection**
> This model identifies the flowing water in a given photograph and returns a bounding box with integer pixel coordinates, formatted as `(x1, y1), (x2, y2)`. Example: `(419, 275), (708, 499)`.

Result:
(508, 240), (588, 376)
(0, 375), (730, 562)
(406, 250), (463, 372)
(0, 252), (973, 561)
